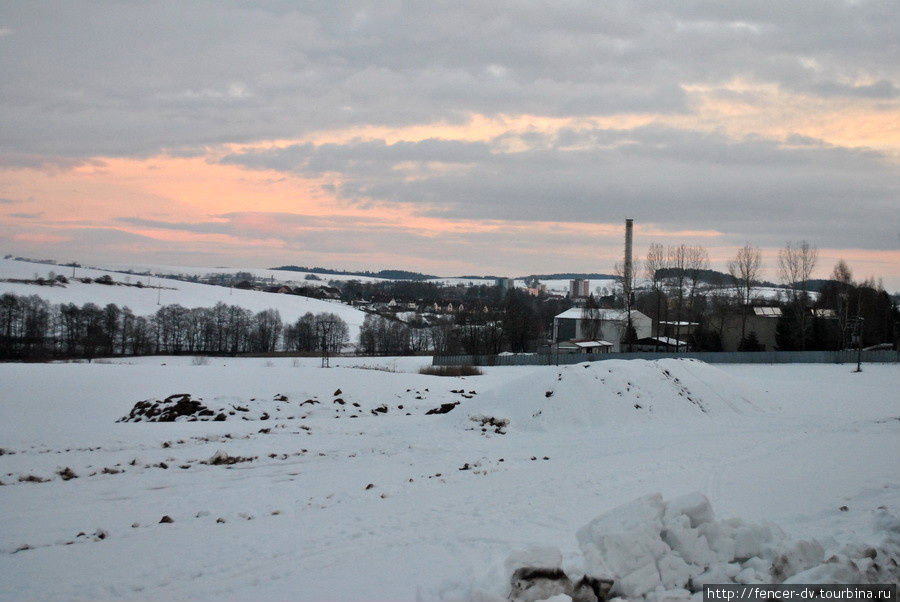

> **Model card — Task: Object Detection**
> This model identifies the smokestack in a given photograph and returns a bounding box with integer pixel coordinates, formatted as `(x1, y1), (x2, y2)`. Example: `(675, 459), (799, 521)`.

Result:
(624, 218), (633, 307)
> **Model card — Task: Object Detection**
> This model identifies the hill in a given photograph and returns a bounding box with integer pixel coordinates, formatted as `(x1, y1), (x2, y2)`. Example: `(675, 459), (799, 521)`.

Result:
(0, 258), (368, 341)
(271, 265), (438, 280)
(519, 272), (617, 281)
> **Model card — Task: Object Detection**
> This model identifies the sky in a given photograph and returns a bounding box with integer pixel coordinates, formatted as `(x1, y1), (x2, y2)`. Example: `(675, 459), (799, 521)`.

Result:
(1, 2), (898, 289)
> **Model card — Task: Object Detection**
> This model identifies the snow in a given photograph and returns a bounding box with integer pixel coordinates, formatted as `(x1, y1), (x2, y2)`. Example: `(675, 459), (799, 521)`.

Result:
(93, 261), (391, 286)
(554, 308), (637, 321)
(0, 357), (897, 600)
(571, 340), (613, 348)
(494, 489), (896, 600)
(540, 279), (617, 297)
(0, 258), (368, 341)
(641, 337), (685, 346)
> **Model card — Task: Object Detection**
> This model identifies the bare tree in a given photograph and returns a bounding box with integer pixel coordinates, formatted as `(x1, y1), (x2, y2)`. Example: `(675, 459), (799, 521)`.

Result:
(778, 241), (818, 302)
(612, 259), (640, 351)
(644, 243), (667, 348)
(728, 244), (763, 343)
(685, 245), (710, 314)
(581, 293), (602, 340)
(778, 241), (818, 349)
(831, 259), (854, 348)
(666, 245), (689, 349)
(832, 258), (853, 286)
(683, 245), (710, 350)
(613, 256), (640, 309)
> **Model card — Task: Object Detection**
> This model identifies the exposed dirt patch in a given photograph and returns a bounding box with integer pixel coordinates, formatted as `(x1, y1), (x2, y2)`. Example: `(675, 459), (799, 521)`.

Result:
(203, 450), (256, 466)
(469, 415), (509, 434)
(118, 394), (216, 422)
(426, 401), (460, 415)
(56, 467), (78, 481)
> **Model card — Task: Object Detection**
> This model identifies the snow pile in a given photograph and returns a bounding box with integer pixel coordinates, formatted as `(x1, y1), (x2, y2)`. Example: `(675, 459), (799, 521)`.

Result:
(475, 493), (899, 601)
(576, 492), (800, 599)
(783, 511), (900, 586)
(451, 359), (763, 434)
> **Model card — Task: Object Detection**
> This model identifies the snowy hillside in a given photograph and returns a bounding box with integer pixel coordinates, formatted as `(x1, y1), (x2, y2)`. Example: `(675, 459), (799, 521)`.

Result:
(0, 357), (897, 600)
(94, 261), (391, 286)
(0, 258), (368, 340)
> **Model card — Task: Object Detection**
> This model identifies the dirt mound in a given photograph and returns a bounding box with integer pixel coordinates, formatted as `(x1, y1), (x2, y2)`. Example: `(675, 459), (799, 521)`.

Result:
(117, 394), (226, 423)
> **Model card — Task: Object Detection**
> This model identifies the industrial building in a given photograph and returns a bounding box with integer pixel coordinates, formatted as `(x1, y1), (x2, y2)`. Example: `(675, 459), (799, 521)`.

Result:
(552, 307), (652, 353)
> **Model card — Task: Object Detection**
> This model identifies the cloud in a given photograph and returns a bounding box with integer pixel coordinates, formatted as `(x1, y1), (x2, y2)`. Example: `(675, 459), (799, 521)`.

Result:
(0, 153), (98, 171)
(809, 79), (899, 99)
(116, 217), (234, 236)
(1, 2), (897, 158)
(220, 125), (900, 251)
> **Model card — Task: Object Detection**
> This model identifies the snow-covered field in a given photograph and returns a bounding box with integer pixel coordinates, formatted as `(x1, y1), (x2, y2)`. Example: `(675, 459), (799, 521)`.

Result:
(0, 259), (368, 340)
(1, 357), (897, 600)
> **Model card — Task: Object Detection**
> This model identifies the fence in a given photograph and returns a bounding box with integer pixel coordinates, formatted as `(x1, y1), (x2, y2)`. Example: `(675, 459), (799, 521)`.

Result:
(432, 349), (900, 367)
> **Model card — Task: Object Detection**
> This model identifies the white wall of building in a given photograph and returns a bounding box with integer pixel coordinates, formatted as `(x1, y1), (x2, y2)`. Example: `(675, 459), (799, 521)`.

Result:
(553, 309), (652, 352)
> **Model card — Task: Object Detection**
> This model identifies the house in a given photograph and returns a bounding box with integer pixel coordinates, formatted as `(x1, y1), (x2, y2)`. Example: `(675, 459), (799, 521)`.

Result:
(552, 308), (652, 352)
(720, 306), (781, 351)
(555, 339), (614, 354)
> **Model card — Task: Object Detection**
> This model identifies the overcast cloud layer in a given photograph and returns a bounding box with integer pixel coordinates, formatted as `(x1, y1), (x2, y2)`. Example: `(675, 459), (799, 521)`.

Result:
(0, 2), (898, 283)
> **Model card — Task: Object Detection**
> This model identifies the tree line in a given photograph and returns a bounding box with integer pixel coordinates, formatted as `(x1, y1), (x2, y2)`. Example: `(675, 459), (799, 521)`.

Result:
(634, 242), (897, 352)
(0, 295), (349, 360)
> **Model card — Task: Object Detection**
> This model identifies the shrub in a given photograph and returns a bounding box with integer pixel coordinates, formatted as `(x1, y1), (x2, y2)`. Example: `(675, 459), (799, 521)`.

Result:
(738, 331), (765, 352)
(419, 364), (482, 376)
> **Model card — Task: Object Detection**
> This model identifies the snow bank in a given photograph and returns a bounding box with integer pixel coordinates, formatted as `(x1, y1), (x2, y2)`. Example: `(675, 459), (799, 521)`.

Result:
(449, 359), (764, 434)
(477, 493), (900, 601)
